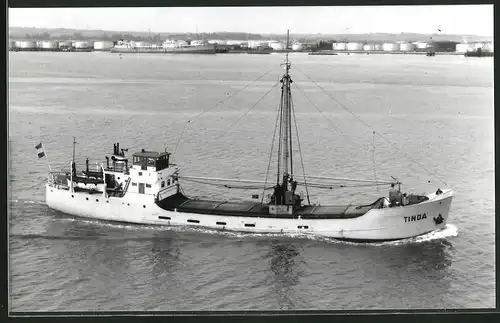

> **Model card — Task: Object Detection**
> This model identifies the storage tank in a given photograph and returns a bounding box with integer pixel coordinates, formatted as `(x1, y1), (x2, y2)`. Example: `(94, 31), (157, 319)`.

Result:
(73, 41), (90, 49)
(373, 44), (383, 51)
(93, 41), (114, 51)
(270, 42), (286, 50)
(363, 44), (375, 51)
(17, 41), (37, 50)
(41, 41), (59, 50)
(455, 43), (474, 53)
(58, 40), (72, 49)
(333, 42), (347, 50)
(347, 42), (363, 51)
(399, 43), (415, 52)
(9, 40), (16, 50)
(383, 43), (400, 51)
(248, 40), (267, 49)
(415, 42), (428, 49)
(292, 42), (303, 51)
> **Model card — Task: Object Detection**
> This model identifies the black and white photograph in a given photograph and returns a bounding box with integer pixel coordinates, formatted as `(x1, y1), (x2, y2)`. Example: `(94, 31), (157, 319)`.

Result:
(8, 4), (494, 312)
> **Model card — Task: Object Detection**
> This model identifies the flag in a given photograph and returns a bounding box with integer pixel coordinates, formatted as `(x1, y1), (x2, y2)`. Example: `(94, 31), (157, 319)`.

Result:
(35, 142), (45, 158)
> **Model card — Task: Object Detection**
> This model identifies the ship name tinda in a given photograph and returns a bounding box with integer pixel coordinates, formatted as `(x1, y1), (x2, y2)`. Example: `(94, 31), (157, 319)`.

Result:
(404, 213), (427, 223)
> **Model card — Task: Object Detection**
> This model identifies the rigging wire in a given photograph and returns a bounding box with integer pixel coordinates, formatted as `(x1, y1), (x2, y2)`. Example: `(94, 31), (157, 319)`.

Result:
(372, 130), (380, 193)
(292, 64), (449, 187)
(216, 80), (281, 141)
(292, 82), (342, 134)
(290, 94), (311, 205)
(172, 120), (190, 161)
(137, 66), (277, 160)
(261, 102), (282, 207)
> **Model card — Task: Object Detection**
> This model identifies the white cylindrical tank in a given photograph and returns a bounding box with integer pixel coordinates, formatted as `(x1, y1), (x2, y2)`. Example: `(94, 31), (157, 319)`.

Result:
(333, 42), (347, 50)
(347, 42), (363, 51)
(134, 41), (146, 47)
(363, 44), (375, 51)
(416, 42), (428, 49)
(270, 42), (286, 50)
(9, 40), (16, 50)
(17, 41), (37, 49)
(248, 40), (267, 49)
(58, 40), (73, 48)
(93, 41), (114, 50)
(455, 43), (474, 52)
(374, 44), (383, 51)
(177, 40), (188, 47)
(41, 41), (59, 49)
(399, 43), (415, 51)
(292, 42), (303, 51)
(383, 43), (400, 51)
(74, 41), (90, 49)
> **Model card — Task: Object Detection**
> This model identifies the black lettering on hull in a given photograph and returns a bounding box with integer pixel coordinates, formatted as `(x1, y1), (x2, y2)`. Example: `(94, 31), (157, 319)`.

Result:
(405, 213), (428, 223)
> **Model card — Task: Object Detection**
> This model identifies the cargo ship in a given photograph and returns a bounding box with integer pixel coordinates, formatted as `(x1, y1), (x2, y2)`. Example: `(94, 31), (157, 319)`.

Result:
(110, 40), (217, 54)
(41, 30), (454, 242)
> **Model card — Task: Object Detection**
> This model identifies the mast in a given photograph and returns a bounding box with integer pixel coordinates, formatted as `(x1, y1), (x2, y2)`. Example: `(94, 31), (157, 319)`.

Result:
(72, 137), (76, 165)
(280, 30), (293, 188)
(269, 29), (301, 212)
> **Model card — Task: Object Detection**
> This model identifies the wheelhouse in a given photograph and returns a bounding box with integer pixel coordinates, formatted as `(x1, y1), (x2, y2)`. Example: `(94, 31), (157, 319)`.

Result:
(132, 149), (171, 172)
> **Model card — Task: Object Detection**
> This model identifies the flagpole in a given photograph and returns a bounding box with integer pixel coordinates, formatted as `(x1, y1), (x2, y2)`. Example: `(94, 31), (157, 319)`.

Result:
(41, 142), (53, 173)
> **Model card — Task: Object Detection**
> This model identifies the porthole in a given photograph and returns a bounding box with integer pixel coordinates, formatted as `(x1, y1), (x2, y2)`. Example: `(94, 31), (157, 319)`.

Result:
(304, 226), (309, 229)
(127, 203), (130, 206)
(71, 195), (74, 198)
(106, 200), (109, 203)
(96, 199), (99, 202)
(86, 197), (89, 201)
(143, 205), (146, 208)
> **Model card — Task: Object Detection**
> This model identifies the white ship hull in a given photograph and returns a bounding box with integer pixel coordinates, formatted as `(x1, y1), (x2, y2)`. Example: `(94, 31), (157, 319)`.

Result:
(46, 184), (453, 242)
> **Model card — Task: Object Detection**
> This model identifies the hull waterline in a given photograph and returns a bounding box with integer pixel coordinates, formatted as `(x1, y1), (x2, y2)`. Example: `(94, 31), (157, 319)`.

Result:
(46, 184), (453, 241)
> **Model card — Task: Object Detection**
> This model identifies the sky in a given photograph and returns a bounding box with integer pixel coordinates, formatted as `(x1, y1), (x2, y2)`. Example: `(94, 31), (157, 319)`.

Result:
(8, 5), (494, 36)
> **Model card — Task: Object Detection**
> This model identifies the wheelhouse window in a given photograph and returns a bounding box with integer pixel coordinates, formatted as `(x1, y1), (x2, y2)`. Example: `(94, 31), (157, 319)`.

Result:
(161, 181), (165, 188)
(146, 184), (151, 188)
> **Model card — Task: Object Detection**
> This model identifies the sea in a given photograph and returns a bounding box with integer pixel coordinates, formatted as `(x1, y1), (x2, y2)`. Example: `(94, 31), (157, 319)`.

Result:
(8, 51), (494, 311)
